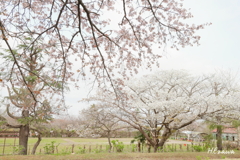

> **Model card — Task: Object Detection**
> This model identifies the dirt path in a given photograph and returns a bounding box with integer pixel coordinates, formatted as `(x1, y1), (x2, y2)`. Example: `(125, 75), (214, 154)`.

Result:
(61, 138), (192, 145)
(63, 139), (76, 144)
(166, 139), (192, 144)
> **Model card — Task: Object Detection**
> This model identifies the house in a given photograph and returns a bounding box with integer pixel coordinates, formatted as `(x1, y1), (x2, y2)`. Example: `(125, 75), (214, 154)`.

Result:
(212, 127), (238, 141)
(0, 130), (19, 137)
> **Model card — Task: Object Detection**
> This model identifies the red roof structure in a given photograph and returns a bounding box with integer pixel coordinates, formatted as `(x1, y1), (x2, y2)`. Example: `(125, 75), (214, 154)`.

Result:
(212, 127), (237, 134)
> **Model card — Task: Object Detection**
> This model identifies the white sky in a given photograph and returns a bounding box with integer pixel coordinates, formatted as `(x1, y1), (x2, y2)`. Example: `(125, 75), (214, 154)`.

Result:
(159, 0), (239, 74)
(67, 0), (240, 115)
(1, 0), (240, 116)
(159, 0), (240, 73)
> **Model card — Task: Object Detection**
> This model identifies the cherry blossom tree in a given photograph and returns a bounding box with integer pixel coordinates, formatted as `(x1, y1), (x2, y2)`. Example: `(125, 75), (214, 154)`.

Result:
(0, 38), (64, 155)
(0, 0), (210, 90)
(65, 117), (102, 138)
(80, 104), (126, 152)
(88, 70), (240, 152)
(203, 71), (240, 150)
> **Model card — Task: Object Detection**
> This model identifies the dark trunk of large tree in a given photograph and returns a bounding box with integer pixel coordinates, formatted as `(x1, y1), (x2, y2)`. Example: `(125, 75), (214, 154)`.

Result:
(19, 124), (29, 155)
(153, 138), (159, 152)
(18, 110), (30, 155)
(158, 128), (172, 150)
(216, 126), (223, 151)
(153, 145), (158, 153)
(158, 138), (166, 149)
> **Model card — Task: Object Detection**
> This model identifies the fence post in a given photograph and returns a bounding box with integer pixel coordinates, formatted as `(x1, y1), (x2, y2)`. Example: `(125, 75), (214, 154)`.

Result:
(72, 144), (74, 153)
(56, 145), (58, 154)
(13, 137), (16, 155)
(89, 145), (91, 153)
(2, 137), (6, 155)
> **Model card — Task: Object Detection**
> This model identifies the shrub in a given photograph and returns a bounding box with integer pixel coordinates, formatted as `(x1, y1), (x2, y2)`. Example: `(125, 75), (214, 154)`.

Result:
(44, 141), (59, 154)
(77, 147), (86, 154)
(60, 148), (71, 155)
(111, 140), (124, 152)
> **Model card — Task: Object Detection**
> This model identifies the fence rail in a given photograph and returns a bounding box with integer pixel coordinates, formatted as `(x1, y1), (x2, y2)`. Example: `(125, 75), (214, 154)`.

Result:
(0, 137), (217, 155)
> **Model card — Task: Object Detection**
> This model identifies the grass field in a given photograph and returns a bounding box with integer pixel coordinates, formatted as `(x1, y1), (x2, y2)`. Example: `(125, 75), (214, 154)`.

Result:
(0, 137), (139, 155)
(1, 138), (240, 160)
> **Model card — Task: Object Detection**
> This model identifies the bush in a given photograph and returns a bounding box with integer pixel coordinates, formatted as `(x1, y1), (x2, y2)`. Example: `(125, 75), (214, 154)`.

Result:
(111, 140), (124, 152)
(77, 147), (86, 154)
(44, 141), (59, 154)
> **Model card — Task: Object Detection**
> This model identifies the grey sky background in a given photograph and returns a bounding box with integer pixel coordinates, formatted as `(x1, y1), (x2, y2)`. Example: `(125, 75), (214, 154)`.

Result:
(67, 0), (240, 116)
(160, 0), (240, 73)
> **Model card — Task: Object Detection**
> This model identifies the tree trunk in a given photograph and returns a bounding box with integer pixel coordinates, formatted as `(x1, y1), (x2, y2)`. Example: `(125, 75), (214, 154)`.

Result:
(158, 138), (166, 150)
(19, 124), (29, 155)
(158, 129), (172, 150)
(147, 145), (151, 153)
(31, 133), (42, 155)
(137, 142), (141, 152)
(216, 126), (223, 151)
(107, 131), (112, 152)
(153, 145), (158, 153)
(153, 138), (159, 153)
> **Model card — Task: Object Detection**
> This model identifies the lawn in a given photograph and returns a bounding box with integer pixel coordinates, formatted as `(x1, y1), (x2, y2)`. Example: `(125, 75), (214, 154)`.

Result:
(1, 138), (240, 160)
(0, 137), (136, 155)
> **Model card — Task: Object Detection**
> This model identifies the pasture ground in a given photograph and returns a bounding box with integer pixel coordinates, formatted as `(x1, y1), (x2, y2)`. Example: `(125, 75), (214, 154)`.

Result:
(1, 138), (240, 160)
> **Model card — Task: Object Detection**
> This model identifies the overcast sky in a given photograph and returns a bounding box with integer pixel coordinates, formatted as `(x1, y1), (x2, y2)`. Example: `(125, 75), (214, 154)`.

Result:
(1, 1), (239, 116)
(67, 0), (240, 116)
(159, 0), (240, 73)
(66, 0), (240, 116)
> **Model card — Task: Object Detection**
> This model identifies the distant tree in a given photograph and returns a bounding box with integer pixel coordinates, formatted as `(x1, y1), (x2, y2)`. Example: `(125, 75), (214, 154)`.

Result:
(203, 71), (240, 151)
(80, 104), (126, 152)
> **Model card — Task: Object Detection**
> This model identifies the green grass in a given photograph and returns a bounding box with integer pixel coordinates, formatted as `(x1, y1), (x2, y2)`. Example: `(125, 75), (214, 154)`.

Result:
(0, 137), (208, 155)
(0, 138), (134, 155)
(1, 138), (240, 160)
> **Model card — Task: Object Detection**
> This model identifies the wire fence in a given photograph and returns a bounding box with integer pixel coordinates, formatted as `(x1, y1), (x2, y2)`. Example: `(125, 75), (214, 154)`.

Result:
(0, 137), (213, 155)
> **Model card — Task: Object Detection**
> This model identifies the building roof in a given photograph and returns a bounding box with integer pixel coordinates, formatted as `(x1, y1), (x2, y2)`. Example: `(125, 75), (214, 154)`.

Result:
(212, 127), (237, 134)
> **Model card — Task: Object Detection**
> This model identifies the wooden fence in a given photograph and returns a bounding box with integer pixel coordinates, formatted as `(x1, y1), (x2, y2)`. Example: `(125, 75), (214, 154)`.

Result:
(0, 137), (213, 155)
